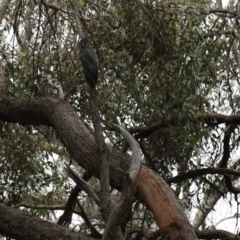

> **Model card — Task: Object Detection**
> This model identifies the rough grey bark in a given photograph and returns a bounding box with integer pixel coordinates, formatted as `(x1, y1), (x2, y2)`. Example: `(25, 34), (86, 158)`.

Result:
(0, 203), (97, 240)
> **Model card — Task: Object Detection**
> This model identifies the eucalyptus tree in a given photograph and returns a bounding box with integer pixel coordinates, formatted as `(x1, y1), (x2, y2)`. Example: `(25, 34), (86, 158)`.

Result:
(0, 0), (239, 239)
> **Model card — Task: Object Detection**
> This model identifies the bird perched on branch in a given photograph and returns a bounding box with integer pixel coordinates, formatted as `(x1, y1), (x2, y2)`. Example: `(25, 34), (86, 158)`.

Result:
(80, 36), (99, 88)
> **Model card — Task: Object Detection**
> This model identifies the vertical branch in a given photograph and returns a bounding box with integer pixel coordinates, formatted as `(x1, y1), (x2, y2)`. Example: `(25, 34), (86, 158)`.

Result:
(219, 125), (240, 193)
(72, 2), (122, 238)
(88, 87), (112, 221)
(0, 66), (8, 96)
(73, 0), (83, 37)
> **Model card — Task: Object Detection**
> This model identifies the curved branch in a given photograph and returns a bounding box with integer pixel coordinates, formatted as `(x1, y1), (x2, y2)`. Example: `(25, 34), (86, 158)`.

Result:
(103, 124), (141, 240)
(114, 124), (141, 182)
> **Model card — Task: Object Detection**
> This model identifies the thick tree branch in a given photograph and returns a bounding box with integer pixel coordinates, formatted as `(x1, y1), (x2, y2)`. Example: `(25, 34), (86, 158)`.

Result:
(149, 229), (238, 240)
(113, 124), (141, 182)
(195, 229), (237, 240)
(0, 96), (198, 239)
(0, 203), (97, 240)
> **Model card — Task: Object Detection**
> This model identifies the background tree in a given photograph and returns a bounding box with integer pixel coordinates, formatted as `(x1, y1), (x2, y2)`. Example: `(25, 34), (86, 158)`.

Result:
(0, 0), (240, 239)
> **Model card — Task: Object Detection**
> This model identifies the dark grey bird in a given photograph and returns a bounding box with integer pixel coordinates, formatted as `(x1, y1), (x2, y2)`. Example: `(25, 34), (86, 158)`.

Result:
(80, 36), (99, 88)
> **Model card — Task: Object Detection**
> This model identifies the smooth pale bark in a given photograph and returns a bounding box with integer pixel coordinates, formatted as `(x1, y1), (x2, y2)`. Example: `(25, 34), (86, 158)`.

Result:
(103, 124), (141, 240)
(193, 192), (221, 228)
(0, 97), (198, 239)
